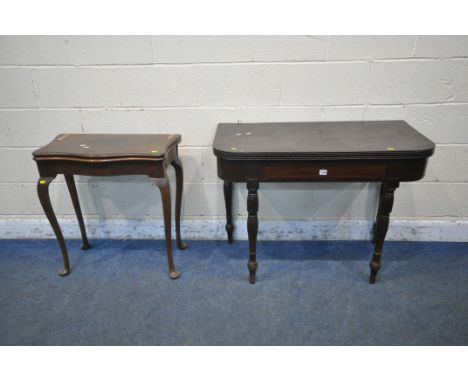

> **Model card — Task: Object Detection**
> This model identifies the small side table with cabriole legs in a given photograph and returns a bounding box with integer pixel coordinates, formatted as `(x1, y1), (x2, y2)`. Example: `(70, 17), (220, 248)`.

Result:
(33, 133), (187, 279)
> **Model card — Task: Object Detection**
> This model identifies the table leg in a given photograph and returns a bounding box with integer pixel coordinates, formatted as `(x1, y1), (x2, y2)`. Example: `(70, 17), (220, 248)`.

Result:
(369, 179), (399, 284)
(247, 181), (259, 284)
(37, 176), (70, 276)
(152, 176), (181, 280)
(224, 180), (234, 244)
(64, 174), (91, 250)
(372, 182), (386, 244)
(171, 159), (188, 250)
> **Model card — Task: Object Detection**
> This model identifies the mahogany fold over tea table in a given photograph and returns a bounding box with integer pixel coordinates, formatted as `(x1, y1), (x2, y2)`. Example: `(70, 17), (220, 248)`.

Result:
(213, 121), (435, 284)
(33, 133), (187, 279)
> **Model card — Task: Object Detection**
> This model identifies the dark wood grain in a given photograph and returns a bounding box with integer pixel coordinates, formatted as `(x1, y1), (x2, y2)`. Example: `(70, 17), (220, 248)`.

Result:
(64, 174), (91, 250)
(262, 162), (386, 181)
(33, 133), (181, 160)
(37, 176), (70, 276)
(34, 134), (186, 279)
(213, 121), (435, 160)
(223, 181), (234, 244)
(151, 175), (181, 280)
(213, 121), (435, 284)
(171, 156), (188, 250)
(217, 158), (430, 183)
(370, 179), (400, 283)
(247, 181), (259, 284)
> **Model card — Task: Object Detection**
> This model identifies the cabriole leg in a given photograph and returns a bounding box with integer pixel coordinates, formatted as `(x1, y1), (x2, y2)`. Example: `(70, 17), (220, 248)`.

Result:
(152, 176), (181, 280)
(171, 159), (188, 250)
(64, 174), (91, 250)
(37, 176), (70, 276)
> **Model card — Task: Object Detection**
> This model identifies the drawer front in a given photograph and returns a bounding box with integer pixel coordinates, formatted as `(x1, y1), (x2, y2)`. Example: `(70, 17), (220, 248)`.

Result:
(262, 162), (386, 181)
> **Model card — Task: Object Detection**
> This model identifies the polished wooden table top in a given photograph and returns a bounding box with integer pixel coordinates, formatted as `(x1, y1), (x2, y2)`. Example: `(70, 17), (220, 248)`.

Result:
(33, 133), (181, 160)
(213, 121), (435, 160)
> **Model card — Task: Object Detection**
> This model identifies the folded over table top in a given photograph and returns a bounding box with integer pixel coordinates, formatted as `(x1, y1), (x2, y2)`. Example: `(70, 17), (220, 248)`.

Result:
(213, 121), (435, 160)
(33, 134), (181, 160)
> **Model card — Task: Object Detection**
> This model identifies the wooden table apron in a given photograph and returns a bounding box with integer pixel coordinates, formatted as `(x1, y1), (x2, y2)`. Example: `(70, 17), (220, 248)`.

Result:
(34, 142), (187, 279)
(217, 155), (430, 285)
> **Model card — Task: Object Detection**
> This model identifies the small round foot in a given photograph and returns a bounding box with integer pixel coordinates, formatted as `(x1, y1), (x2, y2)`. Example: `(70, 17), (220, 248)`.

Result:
(169, 270), (181, 280)
(177, 242), (188, 250)
(369, 267), (379, 284)
(369, 261), (380, 284)
(59, 267), (70, 277)
(226, 223), (234, 244)
(81, 242), (91, 250)
(248, 261), (257, 284)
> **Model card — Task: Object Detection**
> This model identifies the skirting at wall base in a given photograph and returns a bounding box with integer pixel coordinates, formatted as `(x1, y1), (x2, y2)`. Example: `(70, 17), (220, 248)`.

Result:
(0, 218), (467, 242)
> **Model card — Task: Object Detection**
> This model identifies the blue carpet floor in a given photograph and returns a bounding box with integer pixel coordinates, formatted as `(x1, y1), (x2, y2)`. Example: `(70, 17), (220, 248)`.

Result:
(0, 239), (467, 345)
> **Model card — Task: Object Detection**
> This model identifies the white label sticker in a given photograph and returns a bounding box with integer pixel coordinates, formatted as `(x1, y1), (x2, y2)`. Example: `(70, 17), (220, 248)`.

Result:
(319, 169), (328, 176)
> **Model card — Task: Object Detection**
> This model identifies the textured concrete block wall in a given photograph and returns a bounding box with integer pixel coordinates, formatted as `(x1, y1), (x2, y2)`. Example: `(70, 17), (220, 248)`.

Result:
(1, 35), (468, 230)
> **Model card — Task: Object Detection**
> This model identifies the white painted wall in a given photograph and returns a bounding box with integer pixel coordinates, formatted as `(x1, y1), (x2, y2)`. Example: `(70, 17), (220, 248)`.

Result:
(1, 36), (467, 240)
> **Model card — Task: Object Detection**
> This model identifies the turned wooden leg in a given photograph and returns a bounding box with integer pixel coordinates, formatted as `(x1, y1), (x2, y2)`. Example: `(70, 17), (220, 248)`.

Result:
(37, 176), (70, 276)
(372, 182), (386, 244)
(171, 158), (188, 250)
(152, 176), (181, 280)
(64, 174), (91, 250)
(369, 179), (399, 284)
(224, 180), (234, 244)
(247, 181), (259, 284)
